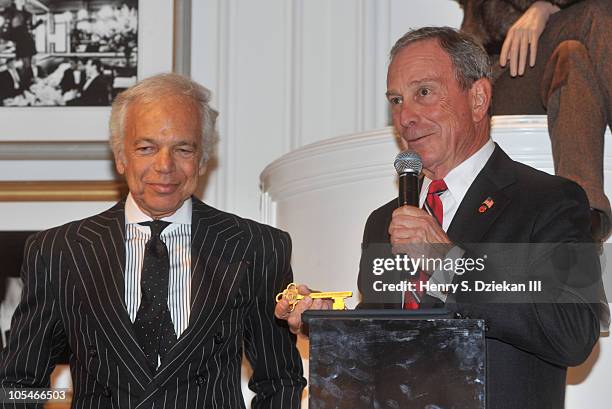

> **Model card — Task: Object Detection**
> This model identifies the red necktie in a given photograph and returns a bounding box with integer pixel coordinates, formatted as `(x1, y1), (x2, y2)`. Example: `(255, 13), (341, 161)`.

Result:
(404, 179), (448, 309)
(425, 179), (448, 226)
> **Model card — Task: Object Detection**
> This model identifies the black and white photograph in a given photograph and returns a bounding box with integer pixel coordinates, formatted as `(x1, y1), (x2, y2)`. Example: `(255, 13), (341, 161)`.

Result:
(0, 0), (138, 107)
(0, 231), (31, 350)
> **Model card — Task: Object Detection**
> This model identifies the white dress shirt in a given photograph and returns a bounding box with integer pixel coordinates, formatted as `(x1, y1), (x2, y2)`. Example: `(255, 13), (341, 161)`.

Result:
(73, 70), (82, 85)
(82, 73), (98, 91)
(419, 139), (495, 232)
(8, 69), (20, 89)
(124, 194), (192, 338)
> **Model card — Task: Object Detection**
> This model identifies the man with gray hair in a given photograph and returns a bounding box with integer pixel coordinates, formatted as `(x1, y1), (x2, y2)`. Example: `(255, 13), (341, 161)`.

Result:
(0, 73), (305, 408)
(276, 27), (603, 408)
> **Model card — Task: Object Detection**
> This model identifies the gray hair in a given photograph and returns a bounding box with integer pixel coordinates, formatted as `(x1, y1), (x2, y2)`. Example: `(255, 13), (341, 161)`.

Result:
(109, 73), (218, 165)
(390, 26), (491, 89)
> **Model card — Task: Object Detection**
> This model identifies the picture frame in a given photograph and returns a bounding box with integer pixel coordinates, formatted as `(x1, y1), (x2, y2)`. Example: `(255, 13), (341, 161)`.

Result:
(0, 0), (174, 141)
(0, 0), (177, 203)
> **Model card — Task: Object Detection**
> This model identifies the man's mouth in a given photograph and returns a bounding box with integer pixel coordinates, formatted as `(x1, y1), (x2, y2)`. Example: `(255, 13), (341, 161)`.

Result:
(148, 183), (179, 194)
(404, 133), (433, 144)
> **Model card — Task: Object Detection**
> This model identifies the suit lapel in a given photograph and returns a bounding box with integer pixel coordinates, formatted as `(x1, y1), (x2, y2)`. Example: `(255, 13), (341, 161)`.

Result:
(447, 145), (516, 245)
(188, 200), (246, 322)
(73, 201), (153, 385)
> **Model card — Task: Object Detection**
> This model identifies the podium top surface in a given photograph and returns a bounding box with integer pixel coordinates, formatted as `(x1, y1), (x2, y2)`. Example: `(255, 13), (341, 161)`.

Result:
(302, 308), (454, 323)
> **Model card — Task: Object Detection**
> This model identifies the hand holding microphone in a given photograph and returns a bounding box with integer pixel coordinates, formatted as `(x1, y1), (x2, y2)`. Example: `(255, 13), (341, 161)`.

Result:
(390, 151), (451, 256)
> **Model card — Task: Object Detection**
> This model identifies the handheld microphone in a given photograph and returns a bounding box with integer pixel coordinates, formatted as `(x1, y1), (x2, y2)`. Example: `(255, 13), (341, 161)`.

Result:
(394, 151), (422, 207)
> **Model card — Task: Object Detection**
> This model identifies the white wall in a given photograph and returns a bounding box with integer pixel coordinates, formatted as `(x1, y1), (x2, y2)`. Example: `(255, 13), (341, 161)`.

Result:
(190, 0), (462, 220)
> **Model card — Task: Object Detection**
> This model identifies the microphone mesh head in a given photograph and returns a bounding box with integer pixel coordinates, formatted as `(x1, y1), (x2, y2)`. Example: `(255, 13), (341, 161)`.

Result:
(394, 150), (422, 175)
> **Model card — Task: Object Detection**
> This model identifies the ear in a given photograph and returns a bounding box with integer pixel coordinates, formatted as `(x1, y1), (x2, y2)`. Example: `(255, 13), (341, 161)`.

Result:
(469, 78), (492, 123)
(114, 150), (126, 175)
(198, 164), (207, 176)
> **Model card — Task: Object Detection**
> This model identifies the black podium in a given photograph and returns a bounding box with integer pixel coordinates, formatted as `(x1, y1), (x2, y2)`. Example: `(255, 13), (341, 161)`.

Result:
(303, 310), (486, 409)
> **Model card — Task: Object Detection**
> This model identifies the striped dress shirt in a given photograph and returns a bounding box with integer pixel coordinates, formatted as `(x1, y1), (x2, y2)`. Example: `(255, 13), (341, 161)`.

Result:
(124, 194), (191, 338)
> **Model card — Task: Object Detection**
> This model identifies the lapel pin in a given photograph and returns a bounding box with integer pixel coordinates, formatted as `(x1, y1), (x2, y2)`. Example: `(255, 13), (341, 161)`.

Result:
(478, 197), (494, 214)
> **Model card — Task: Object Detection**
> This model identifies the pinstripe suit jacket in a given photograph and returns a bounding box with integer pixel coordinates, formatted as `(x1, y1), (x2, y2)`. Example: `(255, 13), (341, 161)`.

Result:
(0, 198), (306, 408)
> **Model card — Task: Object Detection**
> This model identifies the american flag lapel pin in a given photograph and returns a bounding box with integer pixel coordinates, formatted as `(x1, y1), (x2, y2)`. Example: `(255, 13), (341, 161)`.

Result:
(478, 197), (495, 214)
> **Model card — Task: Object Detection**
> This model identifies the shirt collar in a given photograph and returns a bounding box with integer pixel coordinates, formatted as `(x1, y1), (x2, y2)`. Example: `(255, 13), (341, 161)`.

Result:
(422, 139), (495, 205)
(442, 139), (495, 205)
(125, 193), (192, 225)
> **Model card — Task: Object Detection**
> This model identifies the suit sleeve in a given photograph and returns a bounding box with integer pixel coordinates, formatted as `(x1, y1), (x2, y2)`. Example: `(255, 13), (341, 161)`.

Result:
(357, 201), (400, 309)
(357, 209), (382, 308)
(448, 180), (602, 367)
(0, 233), (68, 407)
(243, 229), (306, 409)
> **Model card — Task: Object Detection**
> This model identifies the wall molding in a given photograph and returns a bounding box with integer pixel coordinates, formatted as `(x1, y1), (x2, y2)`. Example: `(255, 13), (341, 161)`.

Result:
(261, 115), (612, 201)
(355, 0), (367, 132)
(374, 0), (391, 129)
(212, 0), (234, 211)
(0, 181), (127, 202)
(173, 0), (192, 75)
(0, 141), (112, 160)
(289, 0), (303, 151)
(261, 127), (397, 199)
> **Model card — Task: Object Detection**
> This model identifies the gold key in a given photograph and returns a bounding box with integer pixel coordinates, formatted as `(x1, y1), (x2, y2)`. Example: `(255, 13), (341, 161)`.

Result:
(275, 283), (353, 311)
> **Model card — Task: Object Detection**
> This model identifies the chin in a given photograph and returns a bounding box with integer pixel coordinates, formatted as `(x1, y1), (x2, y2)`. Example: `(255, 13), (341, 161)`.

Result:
(143, 199), (181, 216)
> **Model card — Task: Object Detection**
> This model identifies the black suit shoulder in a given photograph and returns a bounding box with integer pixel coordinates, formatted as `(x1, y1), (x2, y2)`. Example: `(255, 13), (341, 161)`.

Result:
(30, 200), (124, 240)
(76, 76), (110, 106)
(24, 201), (114, 244)
(501, 156), (592, 242)
(511, 158), (587, 198)
(191, 198), (291, 247)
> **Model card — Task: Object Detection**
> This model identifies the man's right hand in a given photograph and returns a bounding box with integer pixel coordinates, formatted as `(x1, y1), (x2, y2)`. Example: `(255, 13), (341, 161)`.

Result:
(274, 284), (332, 335)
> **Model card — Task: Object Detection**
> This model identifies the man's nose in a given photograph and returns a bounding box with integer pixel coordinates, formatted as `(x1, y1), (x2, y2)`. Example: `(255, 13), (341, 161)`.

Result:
(399, 102), (419, 128)
(154, 149), (175, 172)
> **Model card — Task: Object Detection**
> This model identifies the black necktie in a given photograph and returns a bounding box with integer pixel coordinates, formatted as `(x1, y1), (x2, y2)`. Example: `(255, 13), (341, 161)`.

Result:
(133, 220), (177, 372)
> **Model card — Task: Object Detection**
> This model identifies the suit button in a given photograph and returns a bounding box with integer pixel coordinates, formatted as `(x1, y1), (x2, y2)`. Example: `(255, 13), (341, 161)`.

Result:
(103, 387), (112, 397)
(88, 347), (97, 358)
(195, 375), (206, 386)
(213, 332), (223, 344)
